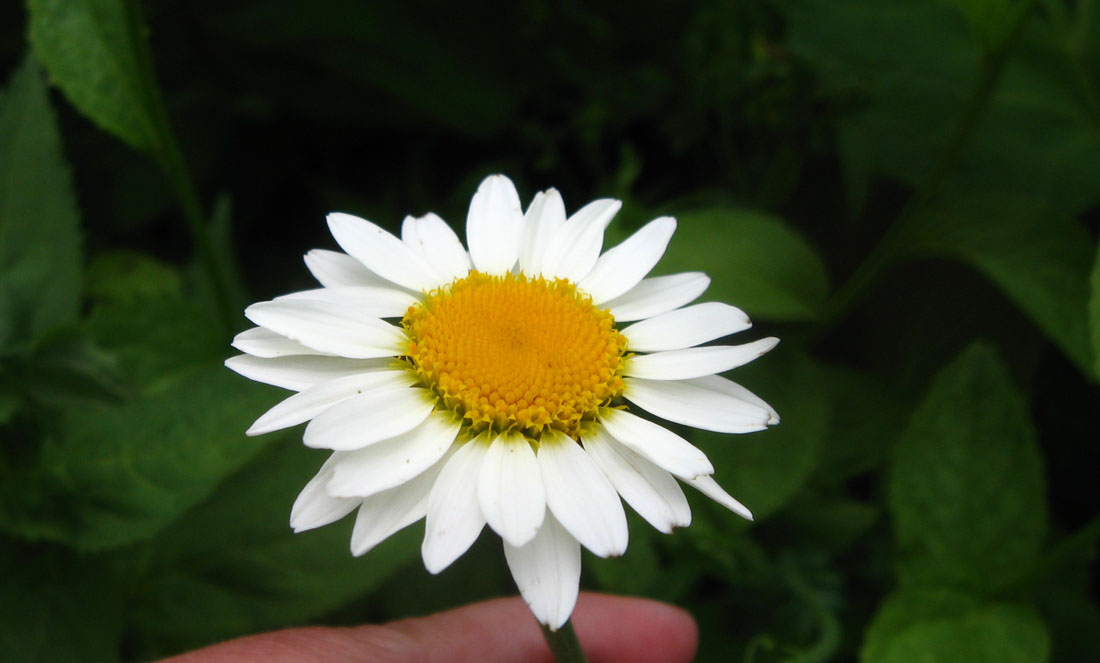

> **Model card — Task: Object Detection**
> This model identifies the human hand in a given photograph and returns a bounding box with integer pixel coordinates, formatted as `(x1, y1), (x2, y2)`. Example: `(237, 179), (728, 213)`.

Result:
(158, 592), (698, 663)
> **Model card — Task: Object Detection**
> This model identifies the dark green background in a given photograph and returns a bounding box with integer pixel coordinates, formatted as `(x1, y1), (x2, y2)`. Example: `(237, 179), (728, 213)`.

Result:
(1, 1), (1098, 661)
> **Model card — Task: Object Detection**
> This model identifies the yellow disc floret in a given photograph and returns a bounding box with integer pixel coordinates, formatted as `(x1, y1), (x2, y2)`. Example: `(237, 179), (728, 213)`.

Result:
(402, 271), (626, 440)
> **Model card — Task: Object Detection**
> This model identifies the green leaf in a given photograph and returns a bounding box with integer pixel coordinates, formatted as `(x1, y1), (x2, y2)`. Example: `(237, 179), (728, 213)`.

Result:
(692, 349), (829, 523)
(0, 540), (124, 662)
(81, 295), (223, 392)
(0, 364), (281, 550)
(817, 366), (910, 480)
(0, 55), (82, 350)
(772, 492), (881, 557)
(185, 193), (251, 326)
(888, 195), (1094, 377)
(586, 511), (662, 594)
(1090, 239), (1100, 379)
(27, 0), (164, 153)
(862, 588), (1049, 663)
(945, 0), (1027, 52)
(1034, 547), (1100, 663)
(888, 344), (1046, 593)
(86, 251), (183, 304)
(127, 442), (421, 658)
(787, 0), (1100, 216)
(211, 1), (516, 138)
(20, 332), (130, 407)
(658, 208), (829, 322)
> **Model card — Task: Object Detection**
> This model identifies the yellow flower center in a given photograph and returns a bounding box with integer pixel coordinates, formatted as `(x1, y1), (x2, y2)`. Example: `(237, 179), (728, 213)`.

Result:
(402, 271), (627, 440)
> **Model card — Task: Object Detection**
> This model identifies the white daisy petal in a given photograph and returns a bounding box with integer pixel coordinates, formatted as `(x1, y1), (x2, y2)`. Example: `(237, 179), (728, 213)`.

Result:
(541, 198), (621, 282)
(692, 374), (780, 425)
(302, 385), (435, 451)
(621, 302), (751, 352)
(327, 212), (445, 291)
(304, 248), (387, 288)
(625, 338), (780, 381)
(686, 474), (754, 521)
(422, 438), (490, 573)
(290, 456), (358, 532)
(604, 272), (711, 322)
(231, 327), (328, 358)
(478, 432), (546, 548)
(246, 370), (413, 436)
(623, 377), (772, 434)
(538, 430), (628, 557)
(401, 213), (472, 282)
(579, 216), (677, 304)
(327, 412), (461, 498)
(276, 286), (420, 319)
(245, 299), (406, 359)
(503, 512), (581, 631)
(518, 189), (566, 275)
(350, 448), (452, 556)
(466, 174), (524, 275)
(598, 408), (714, 480)
(225, 354), (390, 392)
(582, 425), (691, 533)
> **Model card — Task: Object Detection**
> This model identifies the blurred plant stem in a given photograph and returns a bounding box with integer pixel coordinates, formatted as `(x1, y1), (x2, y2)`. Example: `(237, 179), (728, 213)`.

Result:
(155, 137), (236, 336)
(819, 0), (1039, 329)
(540, 620), (587, 663)
(119, 0), (236, 336)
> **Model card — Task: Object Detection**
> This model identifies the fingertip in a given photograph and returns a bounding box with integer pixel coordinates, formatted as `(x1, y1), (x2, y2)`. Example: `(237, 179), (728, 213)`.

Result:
(572, 592), (699, 663)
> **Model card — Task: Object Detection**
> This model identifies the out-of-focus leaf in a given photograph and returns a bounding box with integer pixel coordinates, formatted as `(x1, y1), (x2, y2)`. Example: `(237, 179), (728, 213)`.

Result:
(886, 195), (1094, 377)
(0, 364), (281, 550)
(772, 493), (880, 557)
(787, 0), (1100, 216)
(0, 288), (269, 549)
(211, 0), (515, 137)
(862, 588), (1049, 663)
(587, 511), (662, 594)
(888, 344), (1046, 593)
(946, 0), (1026, 52)
(186, 193), (251, 326)
(128, 442), (421, 659)
(692, 349), (828, 523)
(86, 251), (183, 303)
(659, 208), (829, 322)
(816, 365), (910, 480)
(27, 0), (164, 153)
(82, 295), (223, 392)
(786, 0), (975, 208)
(0, 541), (124, 663)
(1089, 239), (1100, 379)
(1034, 549), (1100, 663)
(0, 56), (82, 350)
(21, 333), (130, 407)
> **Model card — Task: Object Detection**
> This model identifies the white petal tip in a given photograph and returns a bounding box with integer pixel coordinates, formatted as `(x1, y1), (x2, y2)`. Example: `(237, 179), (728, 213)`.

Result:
(501, 530), (539, 549)
(325, 211), (356, 225)
(422, 560), (447, 575)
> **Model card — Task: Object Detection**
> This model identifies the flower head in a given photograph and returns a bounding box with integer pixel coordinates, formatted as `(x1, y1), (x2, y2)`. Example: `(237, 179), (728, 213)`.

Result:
(227, 175), (779, 629)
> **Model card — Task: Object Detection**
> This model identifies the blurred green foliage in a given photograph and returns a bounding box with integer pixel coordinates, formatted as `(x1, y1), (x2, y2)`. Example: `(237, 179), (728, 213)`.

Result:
(1, 0), (1098, 661)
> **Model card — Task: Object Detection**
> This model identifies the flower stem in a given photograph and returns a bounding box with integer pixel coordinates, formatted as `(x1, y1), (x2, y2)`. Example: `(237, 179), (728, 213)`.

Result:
(541, 620), (588, 663)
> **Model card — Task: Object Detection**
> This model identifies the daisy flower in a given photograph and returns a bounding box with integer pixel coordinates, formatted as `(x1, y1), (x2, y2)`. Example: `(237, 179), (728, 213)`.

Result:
(226, 174), (779, 630)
